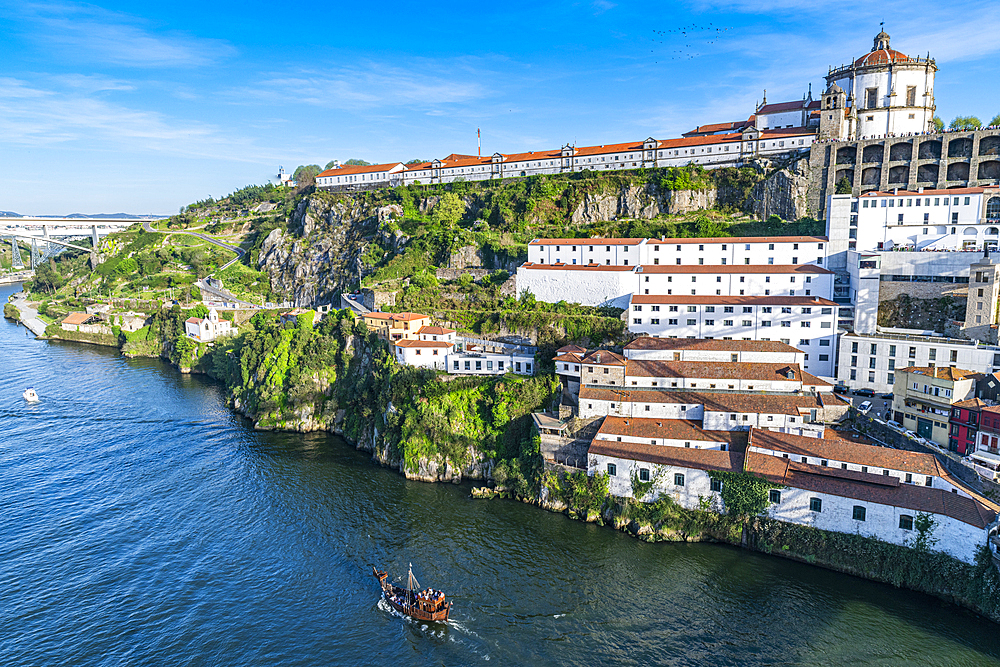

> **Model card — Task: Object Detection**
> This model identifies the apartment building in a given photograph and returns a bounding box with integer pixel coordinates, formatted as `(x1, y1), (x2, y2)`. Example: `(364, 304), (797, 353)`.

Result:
(837, 331), (1000, 393)
(626, 295), (837, 377)
(892, 366), (980, 447)
(622, 337), (805, 365)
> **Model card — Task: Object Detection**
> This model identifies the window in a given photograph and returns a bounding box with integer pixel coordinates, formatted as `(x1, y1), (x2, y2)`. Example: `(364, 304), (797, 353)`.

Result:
(899, 515), (913, 530)
(674, 473), (685, 487)
(607, 463), (617, 476)
(639, 468), (650, 482)
(769, 490), (781, 503)
(710, 479), (722, 492)
(853, 506), (867, 521)
(809, 497), (822, 512)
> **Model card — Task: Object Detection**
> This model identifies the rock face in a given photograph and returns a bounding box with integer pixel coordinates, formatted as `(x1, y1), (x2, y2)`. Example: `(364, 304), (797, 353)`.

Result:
(746, 155), (813, 221)
(569, 182), (718, 223)
(258, 196), (405, 306)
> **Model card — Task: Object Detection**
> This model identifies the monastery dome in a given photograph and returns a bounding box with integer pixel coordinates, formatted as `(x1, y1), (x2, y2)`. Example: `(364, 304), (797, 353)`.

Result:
(853, 29), (913, 66)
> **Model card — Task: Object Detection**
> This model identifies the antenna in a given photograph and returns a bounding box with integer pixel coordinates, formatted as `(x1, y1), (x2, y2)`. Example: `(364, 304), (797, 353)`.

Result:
(478, 128), (481, 158)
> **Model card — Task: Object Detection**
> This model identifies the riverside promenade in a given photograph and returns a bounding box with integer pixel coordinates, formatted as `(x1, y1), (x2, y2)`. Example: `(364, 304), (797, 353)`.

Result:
(8, 292), (48, 337)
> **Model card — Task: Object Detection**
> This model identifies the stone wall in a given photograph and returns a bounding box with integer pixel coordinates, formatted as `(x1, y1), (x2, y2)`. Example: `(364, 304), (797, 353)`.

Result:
(810, 128), (1000, 220)
(878, 281), (967, 301)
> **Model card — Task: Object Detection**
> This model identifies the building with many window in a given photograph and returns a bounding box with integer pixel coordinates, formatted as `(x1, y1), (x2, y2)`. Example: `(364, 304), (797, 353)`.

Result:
(891, 366), (980, 446)
(587, 426), (996, 565)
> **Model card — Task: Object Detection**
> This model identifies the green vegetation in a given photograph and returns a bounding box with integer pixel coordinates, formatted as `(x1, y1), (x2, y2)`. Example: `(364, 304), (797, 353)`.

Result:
(708, 470), (781, 520)
(835, 176), (852, 194)
(3, 303), (20, 320)
(933, 116), (945, 132)
(992, 113), (1000, 128)
(950, 116), (983, 131)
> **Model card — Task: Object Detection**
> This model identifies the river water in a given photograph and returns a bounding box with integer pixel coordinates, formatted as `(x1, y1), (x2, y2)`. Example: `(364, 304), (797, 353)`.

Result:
(2, 283), (1000, 666)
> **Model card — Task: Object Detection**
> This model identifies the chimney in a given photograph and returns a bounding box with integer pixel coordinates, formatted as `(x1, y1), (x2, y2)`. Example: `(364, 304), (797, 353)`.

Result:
(918, 186), (924, 193)
(893, 188), (899, 195)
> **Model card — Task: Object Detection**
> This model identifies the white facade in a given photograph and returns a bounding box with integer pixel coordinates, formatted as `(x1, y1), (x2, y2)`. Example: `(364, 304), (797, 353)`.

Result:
(825, 31), (937, 140)
(837, 332), (1000, 393)
(315, 162), (406, 188)
(516, 264), (636, 308)
(634, 265), (834, 300)
(828, 188), (1000, 256)
(623, 338), (805, 365)
(394, 339), (452, 370)
(527, 236), (828, 268)
(626, 295), (838, 377)
(588, 431), (995, 565)
(183, 309), (233, 343)
(447, 351), (534, 375)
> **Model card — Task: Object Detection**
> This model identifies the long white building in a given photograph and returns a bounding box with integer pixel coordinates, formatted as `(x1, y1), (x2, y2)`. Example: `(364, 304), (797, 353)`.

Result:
(315, 129), (816, 190)
(587, 426), (997, 565)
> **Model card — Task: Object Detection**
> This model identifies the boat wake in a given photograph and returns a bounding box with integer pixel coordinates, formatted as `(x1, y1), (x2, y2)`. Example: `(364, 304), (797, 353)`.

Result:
(376, 598), (492, 661)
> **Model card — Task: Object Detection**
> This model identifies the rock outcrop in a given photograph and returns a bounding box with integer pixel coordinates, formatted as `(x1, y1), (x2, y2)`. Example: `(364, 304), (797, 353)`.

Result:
(746, 155), (813, 221)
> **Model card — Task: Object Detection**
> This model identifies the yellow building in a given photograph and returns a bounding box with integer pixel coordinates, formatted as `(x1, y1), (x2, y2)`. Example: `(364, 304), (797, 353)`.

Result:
(362, 312), (431, 341)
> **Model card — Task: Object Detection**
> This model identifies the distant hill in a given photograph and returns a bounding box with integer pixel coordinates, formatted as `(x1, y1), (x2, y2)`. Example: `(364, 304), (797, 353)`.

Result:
(0, 211), (21, 218)
(54, 213), (155, 219)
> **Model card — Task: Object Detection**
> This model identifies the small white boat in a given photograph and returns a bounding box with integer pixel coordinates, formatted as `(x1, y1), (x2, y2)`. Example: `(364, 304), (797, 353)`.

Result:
(23, 387), (39, 402)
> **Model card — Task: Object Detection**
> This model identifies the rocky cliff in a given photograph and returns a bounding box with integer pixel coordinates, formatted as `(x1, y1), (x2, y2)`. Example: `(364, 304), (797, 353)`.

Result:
(258, 195), (405, 306)
(746, 155), (813, 221)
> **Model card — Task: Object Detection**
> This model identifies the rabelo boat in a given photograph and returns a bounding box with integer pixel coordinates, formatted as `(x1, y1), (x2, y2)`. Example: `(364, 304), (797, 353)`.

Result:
(372, 564), (452, 622)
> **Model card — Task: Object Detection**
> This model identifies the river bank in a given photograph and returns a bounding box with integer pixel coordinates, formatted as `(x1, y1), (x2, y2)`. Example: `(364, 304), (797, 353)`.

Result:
(11, 288), (1000, 625)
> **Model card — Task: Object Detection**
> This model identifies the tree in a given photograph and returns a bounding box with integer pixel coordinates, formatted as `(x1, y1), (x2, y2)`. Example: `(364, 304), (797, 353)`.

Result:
(344, 159), (372, 166)
(835, 176), (852, 194)
(991, 113), (1000, 127)
(949, 116), (982, 131)
(292, 165), (321, 186)
(932, 116), (944, 132)
(405, 159), (426, 164)
(324, 160), (339, 170)
(431, 192), (466, 226)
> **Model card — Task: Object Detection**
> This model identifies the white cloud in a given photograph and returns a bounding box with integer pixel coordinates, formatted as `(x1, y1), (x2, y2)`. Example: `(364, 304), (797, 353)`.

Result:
(9, 2), (235, 67)
(243, 61), (490, 110)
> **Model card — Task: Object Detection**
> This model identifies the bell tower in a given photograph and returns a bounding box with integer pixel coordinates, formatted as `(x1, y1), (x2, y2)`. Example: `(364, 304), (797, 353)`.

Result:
(819, 82), (848, 141)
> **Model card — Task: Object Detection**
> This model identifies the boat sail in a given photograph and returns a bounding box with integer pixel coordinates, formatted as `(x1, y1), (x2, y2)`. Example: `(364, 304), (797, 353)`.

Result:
(372, 564), (452, 622)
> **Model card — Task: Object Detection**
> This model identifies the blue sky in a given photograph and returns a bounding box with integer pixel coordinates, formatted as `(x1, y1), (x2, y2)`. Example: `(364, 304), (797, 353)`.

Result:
(2, 0), (999, 215)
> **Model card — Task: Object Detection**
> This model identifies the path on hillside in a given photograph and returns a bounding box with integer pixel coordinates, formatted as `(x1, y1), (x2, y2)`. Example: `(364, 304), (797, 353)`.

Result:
(8, 293), (47, 336)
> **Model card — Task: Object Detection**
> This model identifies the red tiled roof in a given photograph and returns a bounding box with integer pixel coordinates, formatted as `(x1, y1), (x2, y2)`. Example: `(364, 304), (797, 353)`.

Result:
(317, 162), (404, 177)
(579, 386), (835, 416)
(62, 312), (94, 325)
(625, 337), (802, 353)
(582, 350), (627, 366)
(637, 264), (832, 275)
(898, 366), (980, 381)
(624, 359), (807, 383)
(553, 352), (584, 363)
(557, 344), (588, 354)
(529, 238), (645, 246)
(653, 236), (827, 245)
(854, 48), (913, 67)
(747, 429), (945, 477)
(757, 100), (811, 115)
(596, 416), (747, 446)
(588, 438), (745, 473)
(185, 317), (203, 325)
(860, 187), (995, 197)
(417, 326), (455, 335)
(394, 339), (453, 349)
(519, 263), (636, 272)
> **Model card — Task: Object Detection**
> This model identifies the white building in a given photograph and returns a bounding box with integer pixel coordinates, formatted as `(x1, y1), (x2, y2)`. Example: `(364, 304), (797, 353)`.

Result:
(828, 187), (1000, 257)
(393, 338), (453, 370)
(837, 331), (1000, 393)
(823, 30), (938, 141)
(315, 129), (816, 192)
(587, 426), (997, 565)
(526, 235), (829, 268)
(447, 351), (534, 375)
(184, 308), (233, 343)
(578, 386), (844, 437)
(623, 337), (805, 365)
(315, 162), (406, 189)
(626, 295), (838, 377)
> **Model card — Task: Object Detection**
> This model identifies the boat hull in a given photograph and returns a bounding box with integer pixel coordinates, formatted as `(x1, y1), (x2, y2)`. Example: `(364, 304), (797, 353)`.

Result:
(373, 567), (452, 623)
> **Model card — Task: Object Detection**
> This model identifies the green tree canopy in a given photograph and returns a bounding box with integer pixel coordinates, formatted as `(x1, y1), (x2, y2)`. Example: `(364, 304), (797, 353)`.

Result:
(949, 116), (982, 131)
(344, 159), (372, 166)
(324, 160), (339, 170)
(835, 176), (852, 194)
(292, 165), (321, 185)
(991, 113), (1000, 127)
(431, 192), (466, 226)
(932, 116), (944, 132)
(405, 159), (426, 164)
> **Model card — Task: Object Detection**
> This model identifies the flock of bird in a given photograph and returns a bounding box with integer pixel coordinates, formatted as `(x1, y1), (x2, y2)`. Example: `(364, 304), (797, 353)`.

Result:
(651, 23), (731, 62)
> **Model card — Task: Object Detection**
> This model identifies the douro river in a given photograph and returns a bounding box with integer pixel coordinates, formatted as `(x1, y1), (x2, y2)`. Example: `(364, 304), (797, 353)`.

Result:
(2, 284), (999, 665)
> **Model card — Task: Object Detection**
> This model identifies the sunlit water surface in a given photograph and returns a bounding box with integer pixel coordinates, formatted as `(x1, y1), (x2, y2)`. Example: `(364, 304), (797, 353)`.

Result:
(2, 284), (999, 666)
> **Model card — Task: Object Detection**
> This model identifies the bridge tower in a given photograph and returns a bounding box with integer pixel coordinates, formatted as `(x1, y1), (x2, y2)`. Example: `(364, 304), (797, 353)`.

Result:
(9, 238), (24, 270)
